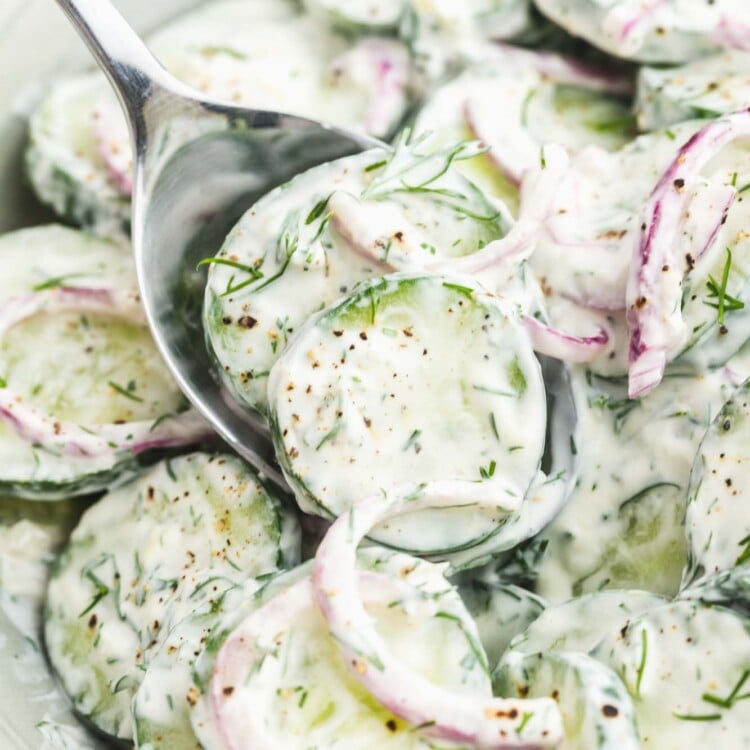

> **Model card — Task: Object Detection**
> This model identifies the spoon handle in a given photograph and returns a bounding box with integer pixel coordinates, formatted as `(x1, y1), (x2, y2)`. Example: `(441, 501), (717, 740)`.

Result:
(53, 0), (177, 120)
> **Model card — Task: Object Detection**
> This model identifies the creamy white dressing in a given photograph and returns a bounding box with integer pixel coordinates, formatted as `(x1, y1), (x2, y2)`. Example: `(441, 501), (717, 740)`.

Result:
(684, 380), (750, 584)
(44, 453), (299, 740)
(594, 600), (750, 748)
(637, 50), (750, 131)
(534, 0), (750, 62)
(269, 274), (547, 553)
(204, 144), (506, 419)
(496, 650), (641, 750)
(10, 0), (750, 748)
(191, 550), (492, 750)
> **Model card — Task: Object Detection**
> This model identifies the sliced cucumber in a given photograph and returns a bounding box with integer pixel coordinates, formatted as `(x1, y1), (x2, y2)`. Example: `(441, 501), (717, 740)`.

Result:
(533, 0), (738, 63)
(0, 494), (89, 636)
(302, 0), (404, 32)
(0, 225), (200, 500)
(44, 453), (300, 741)
(203, 142), (507, 420)
(533, 365), (745, 601)
(683, 381), (750, 585)
(402, 0), (536, 81)
(26, 0), (413, 233)
(495, 651), (641, 749)
(25, 75), (130, 237)
(133, 580), (257, 750)
(268, 273), (546, 555)
(454, 574), (546, 667)
(507, 589), (665, 657)
(190, 548), (493, 750)
(465, 48), (633, 186)
(675, 194), (750, 369)
(0, 607), (109, 750)
(593, 599), (750, 748)
(637, 50), (750, 131)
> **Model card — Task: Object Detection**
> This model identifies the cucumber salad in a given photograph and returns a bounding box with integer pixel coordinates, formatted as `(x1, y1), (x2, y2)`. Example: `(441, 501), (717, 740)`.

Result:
(5, 0), (750, 748)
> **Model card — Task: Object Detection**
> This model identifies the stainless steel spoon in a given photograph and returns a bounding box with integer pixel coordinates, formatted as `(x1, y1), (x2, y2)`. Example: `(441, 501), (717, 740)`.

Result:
(54, 0), (380, 490)
(53, 0), (578, 505)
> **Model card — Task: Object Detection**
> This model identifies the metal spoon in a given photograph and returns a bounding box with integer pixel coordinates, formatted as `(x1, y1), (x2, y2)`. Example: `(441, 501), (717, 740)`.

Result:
(54, 0), (380, 490)
(53, 0), (578, 505)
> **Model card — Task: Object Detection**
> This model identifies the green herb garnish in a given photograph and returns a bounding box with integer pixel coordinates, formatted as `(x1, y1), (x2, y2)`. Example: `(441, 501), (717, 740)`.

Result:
(108, 380), (144, 403)
(704, 248), (745, 325)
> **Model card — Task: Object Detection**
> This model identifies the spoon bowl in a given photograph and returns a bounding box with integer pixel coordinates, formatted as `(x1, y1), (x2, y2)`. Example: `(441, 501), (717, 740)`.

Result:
(55, 0), (381, 489)
(53, 0), (578, 505)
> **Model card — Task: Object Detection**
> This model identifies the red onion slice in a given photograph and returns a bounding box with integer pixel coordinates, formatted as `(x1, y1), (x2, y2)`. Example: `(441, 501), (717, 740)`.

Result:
(211, 569), (475, 750)
(626, 113), (749, 398)
(311, 486), (564, 749)
(602, 0), (668, 55)
(524, 316), (610, 364)
(0, 286), (210, 457)
(328, 39), (411, 138)
(429, 144), (569, 275)
(712, 18), (750, 51)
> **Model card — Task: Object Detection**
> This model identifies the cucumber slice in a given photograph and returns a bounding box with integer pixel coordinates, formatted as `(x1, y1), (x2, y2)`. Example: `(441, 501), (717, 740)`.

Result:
(454, 575), (545, 667)
(133, 580), (257, 750)
(637, 51), (750, 131)
(402, 0), (536, 81)
(593, 600), (750, 748)
(533, 365), (746, 601)
(302, 0), (404, 32)
(0, 607), (109, 750)
(190, 549), (493, 750)
(203, 143), (507, 420)
(463, 47), (633, 186)
(683, 381), (750, 585)
(495, 651), (641, 749)
(25, 75), (130, 237)
(26, 0), (413, 233)
(507, 589), (665, 657)
(0, 494), (89, 636)
(44, 453), (300, 741)
(268, 273), (546, 555)
(533, 0), (739, 63)
(0, 225), (200, 500)
(674, 194), (750, 369)
(411, 69), (520, 211)
(411, 47), (632, 213)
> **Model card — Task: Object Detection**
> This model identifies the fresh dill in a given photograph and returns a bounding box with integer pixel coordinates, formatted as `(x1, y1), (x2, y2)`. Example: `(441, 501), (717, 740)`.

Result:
(108, 380), (144, 403)
(197, 257), (264, 297)
(479, 460), (497, 479)
(635, 628), (648, 698)
(704, 248), (745, 325)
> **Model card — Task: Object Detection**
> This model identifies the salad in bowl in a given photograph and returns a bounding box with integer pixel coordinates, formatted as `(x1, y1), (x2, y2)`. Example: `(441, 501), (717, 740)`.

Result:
(3, 1), (750, 748)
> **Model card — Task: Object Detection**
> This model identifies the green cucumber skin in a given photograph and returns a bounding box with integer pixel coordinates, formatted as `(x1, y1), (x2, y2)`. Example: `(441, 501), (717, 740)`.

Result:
(0, 225), (194, 500)
(44, 453), (300, 741)
(268, 273), (546, 557)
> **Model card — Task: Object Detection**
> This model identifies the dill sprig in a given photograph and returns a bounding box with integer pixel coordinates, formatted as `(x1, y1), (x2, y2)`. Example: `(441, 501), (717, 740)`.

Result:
(362, 130), (498, 221)
(702, 669), (750, 710)
(197, 257), (264, 297)
(704, 248), (745, 325)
